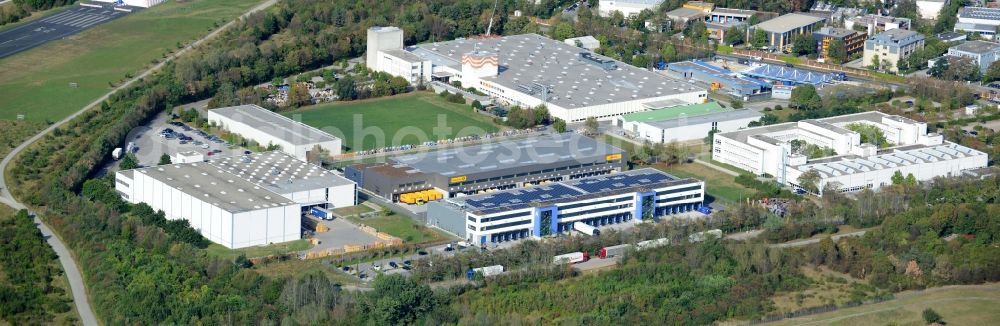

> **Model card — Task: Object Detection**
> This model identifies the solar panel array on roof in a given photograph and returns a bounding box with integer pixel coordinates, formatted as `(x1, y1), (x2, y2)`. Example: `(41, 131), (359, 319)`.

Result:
(742, 64), (835, 85)
(568, 171), (676, 193)
(463, 184), (584, 211)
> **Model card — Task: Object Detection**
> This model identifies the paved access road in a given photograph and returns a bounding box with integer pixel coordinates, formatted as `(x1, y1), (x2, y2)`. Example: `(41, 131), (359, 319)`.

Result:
(0, 5), (129, 58)
(0, 0), (278, 324)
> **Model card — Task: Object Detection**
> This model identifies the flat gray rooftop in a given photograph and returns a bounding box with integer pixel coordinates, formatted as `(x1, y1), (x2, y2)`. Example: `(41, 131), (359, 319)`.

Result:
(755, 13), (825, 33)
(382, 48), (425, 63)
(390, 133), (623, 177)
(210, 104), (340, 145)
(409, 34), (703, 110)
(950, 40), (1000, 54)
(132, 162), (293, 213)
(209, 151), (354, 194)
(718, 111), (892, 142)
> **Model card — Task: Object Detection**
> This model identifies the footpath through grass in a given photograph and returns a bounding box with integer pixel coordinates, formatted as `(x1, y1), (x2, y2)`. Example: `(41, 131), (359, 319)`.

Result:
(0, 0), (263, 123)
(283, 92), (500, 152)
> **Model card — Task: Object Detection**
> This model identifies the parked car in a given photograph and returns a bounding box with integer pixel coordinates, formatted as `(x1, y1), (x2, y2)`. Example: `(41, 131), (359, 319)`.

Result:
(207, 152), (215, 156)
(179, 140), (188, 145)
(193, 141), (203, 146)
(243, 150), (252, 155)
(372, 264), (382, 271)
(213, 149), (223, 153)
(201, 144), (210, 149)
(403, 260), (412, 266)
(417, 251), (428, 256)
(388, 261), (399, 269)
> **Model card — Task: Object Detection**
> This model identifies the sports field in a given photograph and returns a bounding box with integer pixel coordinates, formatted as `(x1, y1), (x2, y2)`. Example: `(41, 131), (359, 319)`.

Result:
(764, 283), (1000, 326)
(0, 0), (263, 123)
(283, 92), (500, 151)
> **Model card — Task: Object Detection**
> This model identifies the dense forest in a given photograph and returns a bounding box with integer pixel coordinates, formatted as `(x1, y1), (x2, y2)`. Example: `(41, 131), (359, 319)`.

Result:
(0, 210), (74, 324)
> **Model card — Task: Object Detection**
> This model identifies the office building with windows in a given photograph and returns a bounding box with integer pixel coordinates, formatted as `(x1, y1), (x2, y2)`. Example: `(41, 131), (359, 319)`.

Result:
(426, 168), (705, 244)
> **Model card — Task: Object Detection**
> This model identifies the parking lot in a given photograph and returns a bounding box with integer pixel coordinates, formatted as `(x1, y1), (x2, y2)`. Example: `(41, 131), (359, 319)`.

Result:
(98, 110), (246, 176)
(0, 5), (131, 58)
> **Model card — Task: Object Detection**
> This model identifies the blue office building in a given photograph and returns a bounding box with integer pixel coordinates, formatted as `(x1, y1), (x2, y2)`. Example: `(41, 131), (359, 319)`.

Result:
(426, 168), (705, 244)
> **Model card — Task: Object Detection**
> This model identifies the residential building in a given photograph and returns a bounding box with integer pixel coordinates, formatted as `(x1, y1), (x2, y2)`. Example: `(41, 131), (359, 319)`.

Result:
(863, 28), (925, 73)
(712, 111), (987, 195)
(955, 7), (1000, 40)
(845, 15), (912, 35)
(749, 13), (827, 51)
(426, 169), (705, 244)
(813, 27), (867, 59)
(704, 8), (755, 41)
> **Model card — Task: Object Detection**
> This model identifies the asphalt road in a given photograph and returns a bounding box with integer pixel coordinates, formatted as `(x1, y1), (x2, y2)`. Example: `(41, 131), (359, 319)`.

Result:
(0, 5), (129, 59)
(0, 0), (278, 324)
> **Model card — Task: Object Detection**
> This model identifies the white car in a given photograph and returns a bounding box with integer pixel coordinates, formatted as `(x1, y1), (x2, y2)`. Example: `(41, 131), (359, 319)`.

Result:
(201, 144), (210, 149)
(372, 264), (382, 272)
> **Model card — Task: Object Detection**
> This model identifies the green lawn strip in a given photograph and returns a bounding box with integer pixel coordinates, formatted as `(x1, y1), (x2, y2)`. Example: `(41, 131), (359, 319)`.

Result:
(283, 92), (499, 151)
(346, 214), (450, 244)
(0, 0), (262, 122)
(331, 204), (375, 216)
(659, 164), (754, 204)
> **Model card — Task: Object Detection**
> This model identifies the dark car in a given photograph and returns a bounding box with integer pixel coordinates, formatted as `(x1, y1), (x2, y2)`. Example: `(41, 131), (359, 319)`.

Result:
(213, 149), (223, 153)
(403, 260), (412, 266)
(388, 261), (398, 269)
(179, 140), (188, 145)
(243, 150), (252, 155)
(402, 265), (411, 271)
(341, 266), (351, 272)
(417, 250), (428, 256)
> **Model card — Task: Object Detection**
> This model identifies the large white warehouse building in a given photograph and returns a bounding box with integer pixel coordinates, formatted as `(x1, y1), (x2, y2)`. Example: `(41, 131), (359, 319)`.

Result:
(115, 151), (357, 248)
(712, 112), (988, 195)
(207, 105), (342, 161)
(368, 28), (707, 122)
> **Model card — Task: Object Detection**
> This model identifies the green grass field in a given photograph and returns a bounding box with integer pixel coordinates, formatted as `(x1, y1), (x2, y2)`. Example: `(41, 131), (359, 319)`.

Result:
(763, 283), (1000, 326)
(0, 0), (263, 123)
(283, 92), (500, 151)
(331, 204), (375, 216)
(660, 163), (754, 204)
(347, 214), (452, 244)
(205, 239), (311, 260)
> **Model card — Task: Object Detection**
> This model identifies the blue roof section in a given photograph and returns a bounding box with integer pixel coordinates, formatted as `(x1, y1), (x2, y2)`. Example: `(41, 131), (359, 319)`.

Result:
(689, 59), (731, 74)
(566, 170), (676, 193)
(741, 64), (835, 85)
(463, 184), (584, 211)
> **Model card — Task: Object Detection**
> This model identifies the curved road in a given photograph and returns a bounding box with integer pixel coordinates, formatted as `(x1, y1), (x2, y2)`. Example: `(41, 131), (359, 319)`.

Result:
(0, 0), (277, 324)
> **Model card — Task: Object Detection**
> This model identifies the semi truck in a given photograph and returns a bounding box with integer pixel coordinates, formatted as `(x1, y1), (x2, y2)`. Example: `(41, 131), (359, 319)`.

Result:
(310, 207), (333, 220)
(598, 244), (632, 259)
(636, 237), (671, 250)
(573, 222), (600, 236)
(553, 252), (589, 265)
(112, 148), (123, 160)
(466, 265), (504, 280)
(689, 229), (723, 243)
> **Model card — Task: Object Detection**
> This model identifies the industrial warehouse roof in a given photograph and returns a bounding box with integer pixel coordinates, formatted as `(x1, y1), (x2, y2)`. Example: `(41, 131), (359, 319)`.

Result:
(407, 34), (704, 110)
(668, 60), (773, 90)
(666, 7), (708, 20)
(741, 63), (836, 85)
(209, 151), (354, 194)
(619, 102), (729, 122)
(389, 133), (623, 177)
(958, 7), (1000, 20)
(754, 13), (825, 33)
(381, 48), (426, 63)
(791, 143), (985, 177)
(447, 168), (700, 214)
(950, 40), (1000, 54)
(131, 162), (294, 213)
(644, 109), (763, 130)
(209, 104), (340, 145)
